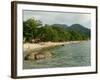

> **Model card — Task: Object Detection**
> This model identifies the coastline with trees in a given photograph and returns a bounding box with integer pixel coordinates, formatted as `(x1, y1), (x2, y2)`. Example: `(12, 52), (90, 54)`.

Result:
(23, 17), (91, 60)
(23, 17), (90, 43)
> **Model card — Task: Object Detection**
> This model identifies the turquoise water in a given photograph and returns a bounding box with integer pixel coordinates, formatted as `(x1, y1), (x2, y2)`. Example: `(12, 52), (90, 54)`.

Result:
(23, 41), (91, 69)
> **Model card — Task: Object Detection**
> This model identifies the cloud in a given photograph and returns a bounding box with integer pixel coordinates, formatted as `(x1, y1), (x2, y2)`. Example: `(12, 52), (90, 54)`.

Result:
(23, 10), (91, 28)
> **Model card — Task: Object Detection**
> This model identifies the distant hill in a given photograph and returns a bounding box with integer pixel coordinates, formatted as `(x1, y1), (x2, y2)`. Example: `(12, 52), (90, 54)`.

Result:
(68, 24), (90, 36)
(52, 24), (69, 28)
(50, 23), (90, 40)
(51, 23), (90, 36)
(69, 24), (90, 33)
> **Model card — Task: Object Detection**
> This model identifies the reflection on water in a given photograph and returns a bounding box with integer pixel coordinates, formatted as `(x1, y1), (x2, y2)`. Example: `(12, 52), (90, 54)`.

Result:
(23, 41), (91, 69)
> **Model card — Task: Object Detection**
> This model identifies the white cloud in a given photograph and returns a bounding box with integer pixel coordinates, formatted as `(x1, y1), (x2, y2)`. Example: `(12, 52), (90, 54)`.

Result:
(23, 10), (91, 28)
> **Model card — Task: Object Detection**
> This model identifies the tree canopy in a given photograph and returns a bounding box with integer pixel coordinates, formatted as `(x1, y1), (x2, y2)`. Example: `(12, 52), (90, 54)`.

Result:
(23, 18), (91, 42)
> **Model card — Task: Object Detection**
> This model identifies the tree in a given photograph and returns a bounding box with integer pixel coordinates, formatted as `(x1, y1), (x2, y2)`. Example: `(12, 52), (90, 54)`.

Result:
(23, 18), (42, 42)
(37, 25), (55, 41)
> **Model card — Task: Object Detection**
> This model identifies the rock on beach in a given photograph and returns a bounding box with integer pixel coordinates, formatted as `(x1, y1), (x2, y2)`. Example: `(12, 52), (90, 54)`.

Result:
(24, 51), (52, 60)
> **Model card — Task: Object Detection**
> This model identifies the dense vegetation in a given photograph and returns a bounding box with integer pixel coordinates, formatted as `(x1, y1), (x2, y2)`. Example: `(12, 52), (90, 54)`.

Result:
(23, 18), (90, 43)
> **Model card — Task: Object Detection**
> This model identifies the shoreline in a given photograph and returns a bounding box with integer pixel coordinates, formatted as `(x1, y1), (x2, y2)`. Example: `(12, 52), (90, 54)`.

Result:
(24, 40), (87, 52)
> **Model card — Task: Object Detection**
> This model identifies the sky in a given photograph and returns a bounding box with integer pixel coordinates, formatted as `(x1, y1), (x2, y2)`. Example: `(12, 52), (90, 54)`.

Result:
(23, 10), (91, 29)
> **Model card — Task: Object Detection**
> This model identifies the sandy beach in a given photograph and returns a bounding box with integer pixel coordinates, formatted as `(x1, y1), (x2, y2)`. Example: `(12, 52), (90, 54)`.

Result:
(23, 41), (85, 52)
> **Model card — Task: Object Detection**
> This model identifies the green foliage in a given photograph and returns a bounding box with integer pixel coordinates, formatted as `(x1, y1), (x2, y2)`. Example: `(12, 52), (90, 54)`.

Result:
(23, 18), (42, 42)
(23, 18), (91, 42)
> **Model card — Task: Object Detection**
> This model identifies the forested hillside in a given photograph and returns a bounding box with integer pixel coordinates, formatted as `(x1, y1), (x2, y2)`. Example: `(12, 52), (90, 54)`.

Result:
(23, 18), (91, 42)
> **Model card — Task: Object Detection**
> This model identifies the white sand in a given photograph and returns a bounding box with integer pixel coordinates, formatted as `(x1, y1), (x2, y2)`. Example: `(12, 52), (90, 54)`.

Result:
(23, 41), (83, 51)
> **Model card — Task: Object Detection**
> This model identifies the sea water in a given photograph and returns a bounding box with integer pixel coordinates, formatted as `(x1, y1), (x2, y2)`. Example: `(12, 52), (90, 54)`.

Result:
(23, 41), (91, 69)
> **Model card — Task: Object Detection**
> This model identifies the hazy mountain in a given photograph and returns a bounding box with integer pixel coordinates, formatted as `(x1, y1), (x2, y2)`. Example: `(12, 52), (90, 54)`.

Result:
(52, 24), (69, 28)
(52, 23), (90, 33)
(70, 24), (90, 32)
(69, 24), (90, 36)
(51, 23), (90, 37)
